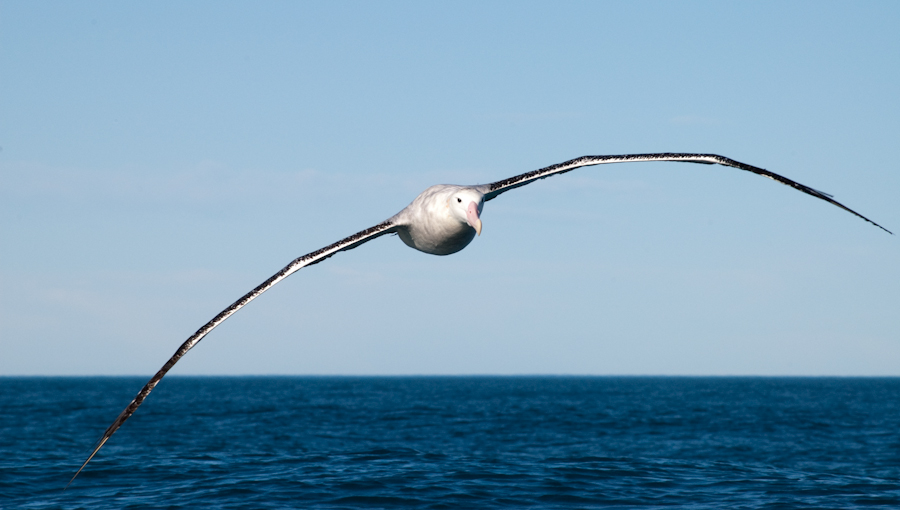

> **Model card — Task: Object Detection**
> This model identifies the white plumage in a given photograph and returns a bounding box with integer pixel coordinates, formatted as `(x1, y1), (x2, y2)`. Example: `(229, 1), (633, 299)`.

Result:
(394, 185), (485, 255)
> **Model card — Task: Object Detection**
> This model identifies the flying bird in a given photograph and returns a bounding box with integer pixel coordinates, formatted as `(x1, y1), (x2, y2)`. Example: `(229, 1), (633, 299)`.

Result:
(68, 153), (890, 487)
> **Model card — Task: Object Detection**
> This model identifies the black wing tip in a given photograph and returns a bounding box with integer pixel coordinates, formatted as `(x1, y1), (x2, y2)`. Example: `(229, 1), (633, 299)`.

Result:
(65, 437), (109, 490)
(849, 210), (893, 235)
(872, 222), (893, 235)
(704, 155), (891, 235)
(852, 215), (892, 235)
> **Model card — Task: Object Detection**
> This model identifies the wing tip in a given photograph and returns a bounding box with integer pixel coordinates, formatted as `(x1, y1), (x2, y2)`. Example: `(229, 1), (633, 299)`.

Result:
(65, 436), (109, 490)
(874, 223), (893, 235)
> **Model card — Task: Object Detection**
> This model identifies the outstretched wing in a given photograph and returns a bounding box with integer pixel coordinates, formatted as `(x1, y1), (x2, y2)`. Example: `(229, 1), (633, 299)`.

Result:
(67, 220), (398, 488)
(480, 153), (890, 234)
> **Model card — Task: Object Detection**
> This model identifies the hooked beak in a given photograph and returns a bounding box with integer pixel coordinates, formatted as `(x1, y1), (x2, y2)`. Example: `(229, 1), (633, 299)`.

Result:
(466, 201), (482, 236)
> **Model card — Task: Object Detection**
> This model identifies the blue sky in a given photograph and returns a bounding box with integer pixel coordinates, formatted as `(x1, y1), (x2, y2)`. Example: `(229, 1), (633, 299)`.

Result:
(2, 1), (898, 376)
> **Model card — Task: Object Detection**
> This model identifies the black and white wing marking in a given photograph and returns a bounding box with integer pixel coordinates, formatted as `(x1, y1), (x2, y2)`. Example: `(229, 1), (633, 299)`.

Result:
(481, 153), (891, 234)
(67, 220), (398, 488)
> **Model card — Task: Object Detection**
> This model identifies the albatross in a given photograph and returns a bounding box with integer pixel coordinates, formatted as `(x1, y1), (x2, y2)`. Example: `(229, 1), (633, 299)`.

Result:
(68, 153), (890, 487)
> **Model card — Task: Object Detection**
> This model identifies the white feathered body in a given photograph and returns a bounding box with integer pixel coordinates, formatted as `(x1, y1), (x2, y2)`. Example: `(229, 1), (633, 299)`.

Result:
(391, 184), (484, 255)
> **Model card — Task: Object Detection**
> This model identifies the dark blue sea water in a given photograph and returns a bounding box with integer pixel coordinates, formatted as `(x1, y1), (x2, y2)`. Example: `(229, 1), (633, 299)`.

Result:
(2, 377), (899, 509)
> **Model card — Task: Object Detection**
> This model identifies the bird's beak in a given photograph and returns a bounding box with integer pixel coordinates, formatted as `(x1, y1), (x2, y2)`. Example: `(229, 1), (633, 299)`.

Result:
(466, 201), (482, 236)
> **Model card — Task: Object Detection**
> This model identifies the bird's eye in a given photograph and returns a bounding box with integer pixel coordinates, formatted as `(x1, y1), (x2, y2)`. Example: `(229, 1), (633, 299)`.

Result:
(457, 198), (462, 203)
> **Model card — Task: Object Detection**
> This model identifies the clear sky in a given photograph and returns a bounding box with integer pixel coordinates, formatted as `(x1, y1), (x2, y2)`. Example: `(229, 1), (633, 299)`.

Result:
(2, 2), (898, 376)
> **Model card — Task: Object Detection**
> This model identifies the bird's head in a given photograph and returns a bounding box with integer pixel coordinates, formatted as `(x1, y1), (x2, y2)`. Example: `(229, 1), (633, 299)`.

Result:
(449, 189), (484, 236)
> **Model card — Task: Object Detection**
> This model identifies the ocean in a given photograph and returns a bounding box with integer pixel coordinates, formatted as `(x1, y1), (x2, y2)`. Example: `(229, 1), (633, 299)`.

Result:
(2, 376), (899, 509)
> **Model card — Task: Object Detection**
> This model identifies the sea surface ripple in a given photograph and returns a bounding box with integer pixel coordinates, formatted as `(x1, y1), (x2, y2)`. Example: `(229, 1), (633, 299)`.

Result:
(2, 376), (899, 509)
